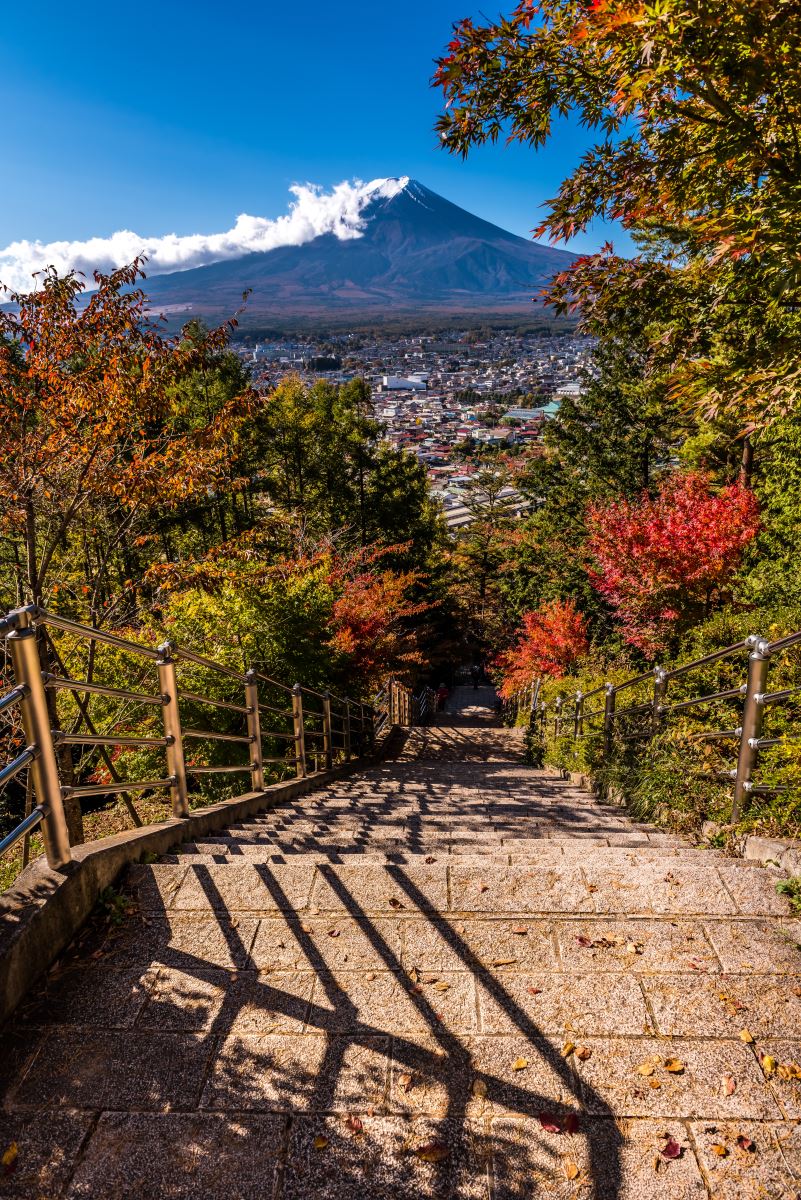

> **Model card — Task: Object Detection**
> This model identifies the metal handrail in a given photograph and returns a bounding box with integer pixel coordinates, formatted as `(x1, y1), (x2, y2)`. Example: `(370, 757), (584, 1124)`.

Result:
(178, 690), (251, 715)
(1, 603), (430, 876)
(512, 622), (801, 823)
(45, 675), (165, 707)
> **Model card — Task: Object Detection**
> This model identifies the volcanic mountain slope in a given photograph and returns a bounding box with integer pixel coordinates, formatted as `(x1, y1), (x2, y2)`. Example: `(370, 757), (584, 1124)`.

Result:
(142, 178), (575, 324)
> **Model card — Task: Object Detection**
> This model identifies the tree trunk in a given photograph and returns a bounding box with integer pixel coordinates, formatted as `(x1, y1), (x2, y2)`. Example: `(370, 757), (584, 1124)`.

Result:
(739, 436), (754, 488)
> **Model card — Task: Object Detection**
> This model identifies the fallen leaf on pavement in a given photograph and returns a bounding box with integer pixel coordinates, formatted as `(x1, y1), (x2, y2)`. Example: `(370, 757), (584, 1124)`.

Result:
(512, 1057), (529, 1071)
(723, 1075), (737, 1095)
(433, 981), (450, 992)
(736, 1135), (755, 1153)
(2, 1143), (18, 1175)
(425, 856), (436, 864)
(565, 1161), (580, 1180)
(472, 1078), (487, 1099)
(660, 1138), (683, 1160)
(491, 958), (517, 967)
(562, 1041), (576, 1058)
(512, 926), (528, 935)
(538, 1113), (562, 1133)
(576, 1046), (592, 1061)
(711, 1144), (728, 1157)
(761, 1054), (777, 1076)
(345, 1115), (364, 1134)
(526, 986), (542, 996)
(663, 1058), (684, 1074)
(388, 897), (405, 910)
(414, 1141), (449, 1163)
(398, 1072), (414, 1093)
(740, 1029), (754, 1044)
(327, 928), (340, 938)
(313, 1135), (329, 1150)
(636, 1062), (656, 1077)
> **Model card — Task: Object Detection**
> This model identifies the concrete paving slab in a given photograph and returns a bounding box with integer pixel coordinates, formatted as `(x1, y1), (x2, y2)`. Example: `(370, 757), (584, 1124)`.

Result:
(171, 863), (316, 913)
(553, 917), (721, 974)
(402, 917), (556, 974)
(65, 1112), (285, 1200)
(11, 1030), (214, 1112)
(704, 919), (801, 974)
(476, 971), (652, 1036)
(574, 1036), (782, 1119)
(489, 1116), (708, 1199)
(449, 866), (595, 914)
(281, 1115), (491, 1199)
(202, 1033), (389, 1113)
(642, 973), (801, 1038)
(690, 1118), (801, 1198)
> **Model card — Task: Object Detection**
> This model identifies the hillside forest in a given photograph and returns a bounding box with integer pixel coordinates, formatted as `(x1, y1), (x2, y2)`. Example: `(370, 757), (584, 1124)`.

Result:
(1, 0), (801, 868)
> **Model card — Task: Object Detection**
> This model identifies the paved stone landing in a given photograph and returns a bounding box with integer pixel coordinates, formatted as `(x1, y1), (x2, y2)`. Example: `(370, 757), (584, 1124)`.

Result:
(2, 688), (800, 1198)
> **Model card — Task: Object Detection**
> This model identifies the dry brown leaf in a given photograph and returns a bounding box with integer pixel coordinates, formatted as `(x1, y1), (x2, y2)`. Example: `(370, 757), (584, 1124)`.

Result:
(398, 1072), (414, 1093)
(313, 1135), (329, 1150)
(761, 1054), (777, 1076)
(345, 1115), (364, 1135)
(565, 1161), (580, 1181)
(711, 1144), (728, 1158)
(471, 1078), (488, 1099)
(562, 1041), (576, 1058)
(740, 1029), (755, 1044)
(433, 981), (450, 992)
(736, 1135), (755, 1153)
(414, 1141), (449, 1163)
(388, 897), (405, 910)
(663, 1058), (685, 1074)
(636, 1062), (656, 1077)
(479, 883), (489, 893)
(512, 926), (528, 935)
(512, 1057), (529, 1071)
(2, 1143), (18, 1172)
(408, 967), (419, 984)
(491, 958), (516, 967)
(576, 1046), (592, 1061)
(648, 1079), (662, 1089)
(327, 928), (340, 938)
(723, 1075), (737, 1095)
(526, 986), (543, 996)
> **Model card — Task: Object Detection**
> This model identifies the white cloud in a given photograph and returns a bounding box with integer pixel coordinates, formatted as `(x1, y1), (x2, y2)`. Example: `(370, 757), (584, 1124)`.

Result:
(0, 176), (410, 293)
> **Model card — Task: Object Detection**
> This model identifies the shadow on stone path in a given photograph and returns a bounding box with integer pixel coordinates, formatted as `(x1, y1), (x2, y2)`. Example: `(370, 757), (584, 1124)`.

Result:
(1, 687), (800, 1197)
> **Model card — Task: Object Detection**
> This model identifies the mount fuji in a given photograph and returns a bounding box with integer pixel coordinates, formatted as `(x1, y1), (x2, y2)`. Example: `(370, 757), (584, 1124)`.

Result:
(140, 178), (576, 326)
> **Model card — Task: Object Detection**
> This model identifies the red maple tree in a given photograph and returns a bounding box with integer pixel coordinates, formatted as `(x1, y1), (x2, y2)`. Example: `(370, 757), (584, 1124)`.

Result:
(586, 472), (759, 655)
(496, 598), (589, 699)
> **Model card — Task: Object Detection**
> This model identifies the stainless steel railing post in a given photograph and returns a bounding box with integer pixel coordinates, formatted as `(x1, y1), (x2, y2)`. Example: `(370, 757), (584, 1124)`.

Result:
(574, 691), (584, 740)
(344, 700), (352, 761)
(603, 683), (616, 760)
(322, 691), (333, 770)
(652, 667), (668, 735)
(157, 643), (189, 818)
(245, 670), (264, 792)
(732, 637), (770, 822)
(8, 616), (71, 870)
(292, 684), (307, 778)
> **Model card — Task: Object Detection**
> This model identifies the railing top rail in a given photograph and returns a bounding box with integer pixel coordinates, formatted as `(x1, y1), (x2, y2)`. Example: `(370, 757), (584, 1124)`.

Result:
(37, 611), (162, 661)
(767, 630), (801, 655)
(168, 644), (247, 681)
(612, 670), (654, 694)
(663, 638), (753, 681)
(579, 683), (607, 700)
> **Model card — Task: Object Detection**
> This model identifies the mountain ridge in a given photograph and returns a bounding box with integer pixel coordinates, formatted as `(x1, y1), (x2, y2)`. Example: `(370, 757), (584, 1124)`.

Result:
(141, 178), (575, 326)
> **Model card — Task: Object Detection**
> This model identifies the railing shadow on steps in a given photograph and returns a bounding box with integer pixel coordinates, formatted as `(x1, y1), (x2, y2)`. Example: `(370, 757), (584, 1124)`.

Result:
(0, 605), (432, 878)
(503, 628), (801, 823)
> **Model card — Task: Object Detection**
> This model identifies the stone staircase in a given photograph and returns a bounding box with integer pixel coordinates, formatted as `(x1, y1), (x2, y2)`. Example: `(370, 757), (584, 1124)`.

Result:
(2, 686), (800, 1198)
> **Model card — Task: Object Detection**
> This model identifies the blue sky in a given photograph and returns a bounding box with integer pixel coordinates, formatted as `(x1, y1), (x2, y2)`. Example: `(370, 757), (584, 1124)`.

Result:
(1, 0), (628, 266)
